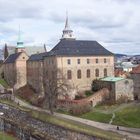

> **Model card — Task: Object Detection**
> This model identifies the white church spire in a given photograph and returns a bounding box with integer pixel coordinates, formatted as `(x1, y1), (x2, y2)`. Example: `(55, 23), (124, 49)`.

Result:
(61, 12), (75, 40)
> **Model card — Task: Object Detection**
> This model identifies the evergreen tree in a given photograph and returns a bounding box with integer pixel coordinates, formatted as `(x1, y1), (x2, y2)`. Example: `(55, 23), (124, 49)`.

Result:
(4, 43), (9, 59)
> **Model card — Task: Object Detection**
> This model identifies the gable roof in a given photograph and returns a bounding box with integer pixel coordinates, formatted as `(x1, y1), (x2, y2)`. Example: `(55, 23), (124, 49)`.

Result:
(28, 52), (48, 61)
(131, 65), (140, 74)
(48, 39), (113, 56)
(4, 52), (22, 64)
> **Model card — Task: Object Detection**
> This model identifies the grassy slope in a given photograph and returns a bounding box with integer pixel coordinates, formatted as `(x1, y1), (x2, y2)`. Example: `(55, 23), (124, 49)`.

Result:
(113, 103), (140, 128)
(79, 102), (140, 128)
(81, 111), (112, 123)
(0, 132), (16, 140)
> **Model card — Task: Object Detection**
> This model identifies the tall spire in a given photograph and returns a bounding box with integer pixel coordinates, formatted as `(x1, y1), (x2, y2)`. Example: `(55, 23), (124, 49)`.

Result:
(61, 12), (75, 40)
(17, 25), (24, 48)
(15, 25), (25, 53)
(65, 11), (69, 29)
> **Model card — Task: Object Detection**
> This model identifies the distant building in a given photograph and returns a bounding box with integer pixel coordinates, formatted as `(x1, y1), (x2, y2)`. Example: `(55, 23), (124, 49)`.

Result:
(100, 77), (134, 101)
(130, 65), (140, 100)
(115, 62), (138, 72)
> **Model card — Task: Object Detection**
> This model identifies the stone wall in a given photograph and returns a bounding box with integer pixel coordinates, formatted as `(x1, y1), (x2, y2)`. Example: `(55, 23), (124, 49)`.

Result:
(131, 73), (140, 100)
(4, 63), (16, 86)
(27, 60), (44, 97)
(3, 52), (28, 89)
(57, 88), (110, 108)
(0, 104), (103, 140)
(115, 79), (134, 100)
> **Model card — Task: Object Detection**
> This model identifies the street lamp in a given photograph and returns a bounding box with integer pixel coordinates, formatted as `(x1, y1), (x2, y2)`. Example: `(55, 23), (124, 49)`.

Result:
(0, 112), (5, 140)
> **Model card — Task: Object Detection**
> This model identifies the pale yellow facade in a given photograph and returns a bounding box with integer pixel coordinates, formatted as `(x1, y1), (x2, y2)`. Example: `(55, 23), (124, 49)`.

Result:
(44, 55), (114, 99)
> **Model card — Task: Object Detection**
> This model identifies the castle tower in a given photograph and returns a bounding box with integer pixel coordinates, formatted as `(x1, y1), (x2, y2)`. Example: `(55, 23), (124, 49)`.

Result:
(15, 26), (25, 53)
(61, 12), (75, 40)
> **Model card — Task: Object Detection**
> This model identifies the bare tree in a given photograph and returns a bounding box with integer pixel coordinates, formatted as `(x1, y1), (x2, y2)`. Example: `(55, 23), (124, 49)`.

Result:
(44, 69), (70, 114)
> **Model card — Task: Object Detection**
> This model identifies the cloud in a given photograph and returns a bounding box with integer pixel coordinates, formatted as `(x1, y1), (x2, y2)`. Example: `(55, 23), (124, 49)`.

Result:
(0, 0), (43, 22)
(0, 0), (140, 54)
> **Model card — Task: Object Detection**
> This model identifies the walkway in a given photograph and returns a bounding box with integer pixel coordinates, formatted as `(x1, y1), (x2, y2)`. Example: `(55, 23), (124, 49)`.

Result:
(13, 96), (140, 140)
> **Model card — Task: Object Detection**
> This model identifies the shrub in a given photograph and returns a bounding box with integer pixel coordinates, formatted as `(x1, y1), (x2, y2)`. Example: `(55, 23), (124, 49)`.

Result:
(69, 104), (91, 116)
(85, 90), (93, 97)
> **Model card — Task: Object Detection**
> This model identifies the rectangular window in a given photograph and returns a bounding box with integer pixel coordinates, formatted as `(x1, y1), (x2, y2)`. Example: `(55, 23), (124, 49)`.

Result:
(87, 59), (90, 64)
(87, 69), (90, 78)
(96, 58), (98, 63)
(77, 59), (80, 64)
(104, 58), (107, 63)
(67, 59), (71, 65)
(67, 70), (72, 79)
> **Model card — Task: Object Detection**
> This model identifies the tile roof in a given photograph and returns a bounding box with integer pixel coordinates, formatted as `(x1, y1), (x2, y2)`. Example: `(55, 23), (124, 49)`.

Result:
(48, 39), (113, 56)
(131, 65), (140, 74)
(4, 52), (22, 64)
(28, 52), (48, 61)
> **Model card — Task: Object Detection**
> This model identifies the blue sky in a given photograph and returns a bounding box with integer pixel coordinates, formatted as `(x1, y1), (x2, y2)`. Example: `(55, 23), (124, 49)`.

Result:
(0, 0), (140, 54)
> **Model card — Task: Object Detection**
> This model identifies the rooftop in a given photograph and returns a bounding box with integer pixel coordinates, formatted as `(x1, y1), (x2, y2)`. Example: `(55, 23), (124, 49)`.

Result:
(4, 52), (22, 64)
(101, 77), (125, 82)
(131, 65), (140, 74)
(28, 52), (48, 61)
(48, 39), (113, 56)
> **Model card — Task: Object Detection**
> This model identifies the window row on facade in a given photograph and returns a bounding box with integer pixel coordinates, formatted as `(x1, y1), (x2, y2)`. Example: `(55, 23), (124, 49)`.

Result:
(67, 58), (108, 65)
(67, 68), (108, 80)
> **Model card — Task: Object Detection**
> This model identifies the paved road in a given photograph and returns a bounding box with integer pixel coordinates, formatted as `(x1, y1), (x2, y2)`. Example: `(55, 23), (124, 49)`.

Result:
(13, 96), (140, 140)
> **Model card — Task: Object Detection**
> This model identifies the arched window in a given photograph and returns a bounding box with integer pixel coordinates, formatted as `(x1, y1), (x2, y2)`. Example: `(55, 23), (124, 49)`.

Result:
(77, 70), (81, 79)
(87, 69), (90, 78)
(104, 68), (107, 77)
(67, 70), (72, 79)
(95, 69), (99, 77)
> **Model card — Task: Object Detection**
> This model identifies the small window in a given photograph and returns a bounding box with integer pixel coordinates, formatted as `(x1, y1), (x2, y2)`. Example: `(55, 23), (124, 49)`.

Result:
(104, 58), (107, 63)
(96, 58), (98, 63)
(104, 68), (107, 77)
(67, 59), (71, 65)
(87, 59), (90, 64)
(77, 70), (81, 79)
(67, 70), (72, 80)
(77, 59), (80, 64)
(95, 69), (99, 77)
(87, 69), (90, 78)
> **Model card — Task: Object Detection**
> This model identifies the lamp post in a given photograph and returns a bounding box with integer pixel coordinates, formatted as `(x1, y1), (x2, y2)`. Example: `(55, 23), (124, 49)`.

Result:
(0, 112), (5, 140)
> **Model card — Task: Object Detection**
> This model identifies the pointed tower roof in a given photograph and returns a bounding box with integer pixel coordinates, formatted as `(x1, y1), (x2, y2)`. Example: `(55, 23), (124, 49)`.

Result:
(64, 12), (69, 29)
(61, 12), (75, 40)
(17, 25), (24, 48)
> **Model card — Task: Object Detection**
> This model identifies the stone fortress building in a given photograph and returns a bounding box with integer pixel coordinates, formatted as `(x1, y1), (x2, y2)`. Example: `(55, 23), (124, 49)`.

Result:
(3, 31), (29, 89)
(27, 15), (114, 99)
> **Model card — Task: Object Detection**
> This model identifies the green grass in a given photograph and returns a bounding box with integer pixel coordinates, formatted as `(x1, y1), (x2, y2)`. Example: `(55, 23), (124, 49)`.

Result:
(113, 104), (140, 128)
(30, 110), (123, 140)
(0, 79), (9, 88)
(80, 111), (112, 123)
(0, 132), (16, 140)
